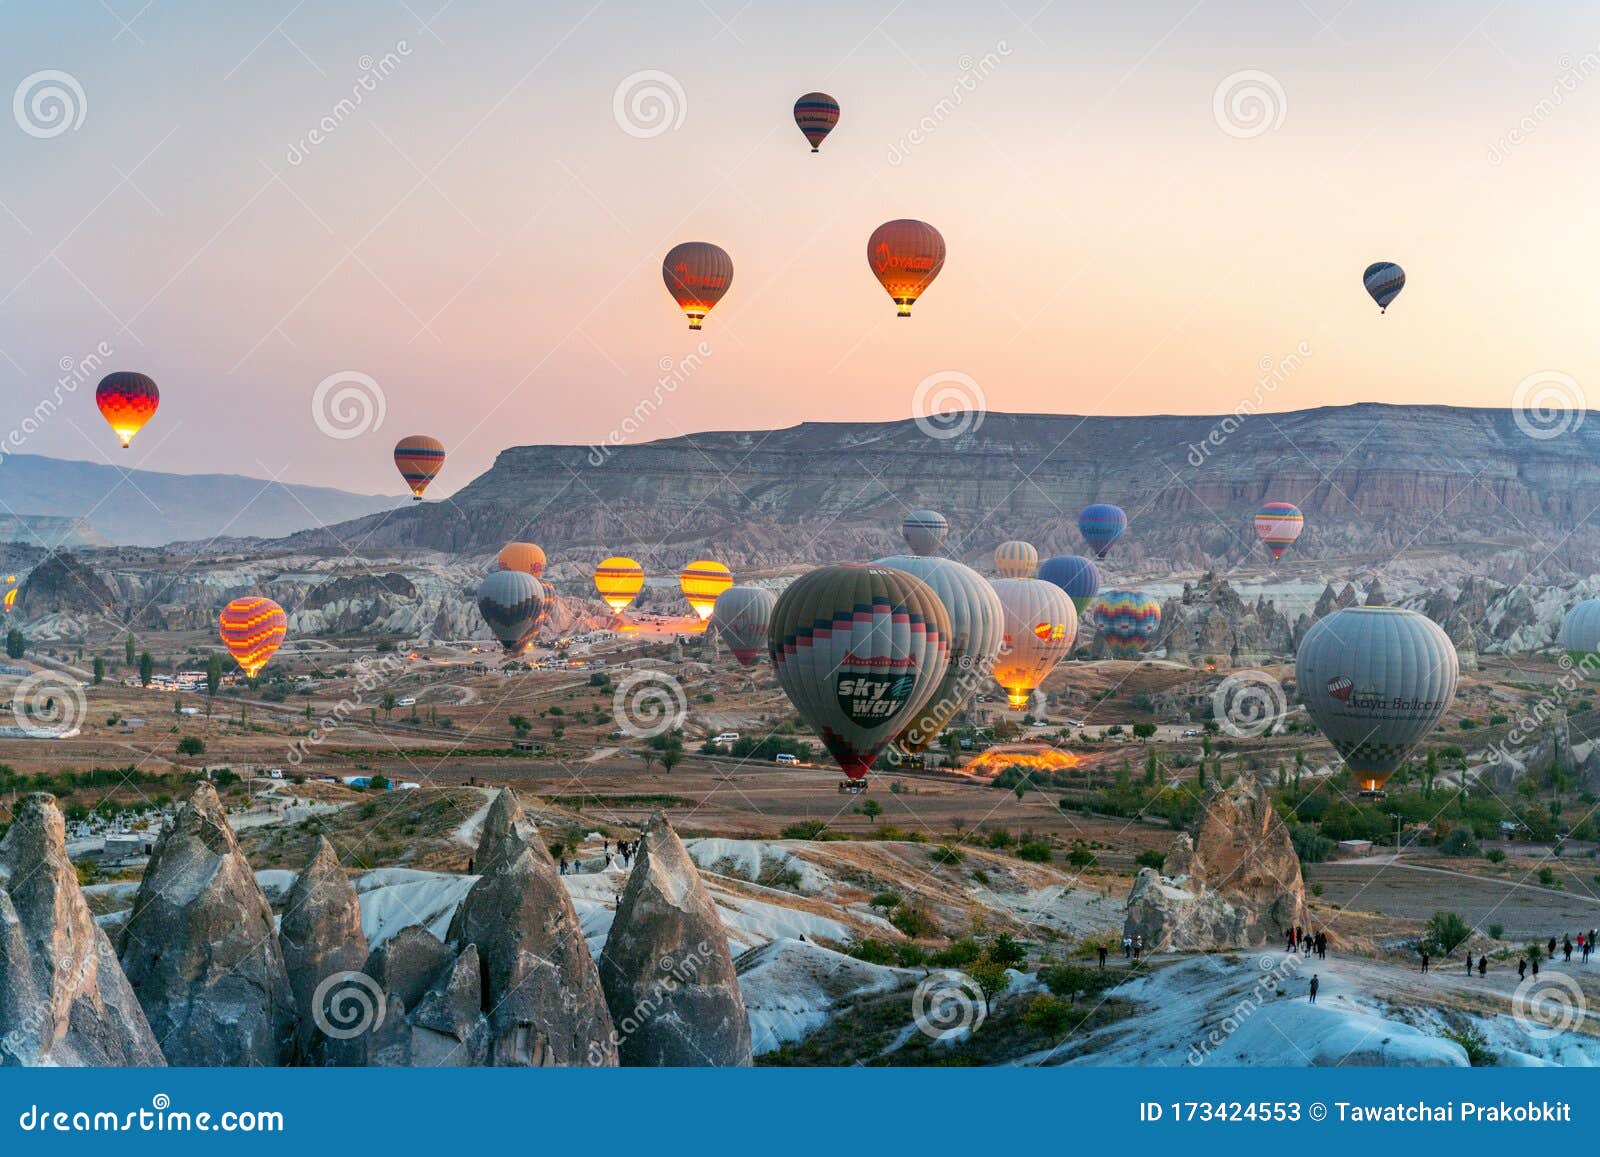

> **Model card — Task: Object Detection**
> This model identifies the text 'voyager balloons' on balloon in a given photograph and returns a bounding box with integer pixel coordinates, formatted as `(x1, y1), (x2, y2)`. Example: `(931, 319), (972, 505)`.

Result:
(873, 554), (1004, 750)
(991, 578), (1078, 711)
(1078, 504), (1127, 559)
(1363, 261), (1405, 313)
(1254, 502), (1304, 563)
(95, 372), (159, 449)
(793, 92), (839, 152)
(867, 219), (945, 317)
(679, 559), (733, 622)
(394, 435), (445, 500)
(994, 540), (1038, 579)
(769, 565), (951, 779)
(496, 542), (547, 577)
(902, 510), (949, 557)
(1295, 606), (1458, 794)
(1037, 555), (1102, 612)
(710, 585), (776, 668)
(218, 596), (287, 678)
(662, 242), (733, 330)
(1092, 590), (1161, 659)
(477, 569), (549, 655)
(594, 557), (645, 613)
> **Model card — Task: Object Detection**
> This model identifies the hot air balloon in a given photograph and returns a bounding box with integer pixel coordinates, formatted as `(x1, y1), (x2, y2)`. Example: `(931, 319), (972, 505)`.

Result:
(477, 569), (550, 655)
(1254, 502), (1305, 563)
(1559, 599), (1600, 677)
(679, 560), (733, 622)
(394, 435), (445, 500)
(994, 540), (1038, 579)
(1078, 504), (1127, 559)
(1091, 590), (1161, 659)
(218, 596), (287, 678)
(873, 555), (1004, 749)
(497, 542), (547, 577)
(793, 92), (839, 152)
(662, 242), (733, 330)
(2, 584), (15, 615)
(594, 557), (645, 613)
(1363, 262), (1405, 313)
(1296, 606), (1458, 794)
(94, 372), (159, 449)
(1037, 555), (1102, 613)
(902, 510), (949, 557)
(711, 585), (776, 668)
(867, 219), (945, 317)
(990, 578), (1077, 711)
(769, 565), (951, 780)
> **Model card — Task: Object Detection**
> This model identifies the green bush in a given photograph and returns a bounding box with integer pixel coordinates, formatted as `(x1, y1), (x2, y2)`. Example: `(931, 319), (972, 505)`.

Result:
(1439, 828), (1479, 857)
(1135, 849), (1166, 870)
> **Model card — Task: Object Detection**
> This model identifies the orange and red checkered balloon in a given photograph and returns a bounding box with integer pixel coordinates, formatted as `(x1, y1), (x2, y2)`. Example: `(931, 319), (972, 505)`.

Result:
(218, 596), (288, 677)
(95, 372), (160, 449)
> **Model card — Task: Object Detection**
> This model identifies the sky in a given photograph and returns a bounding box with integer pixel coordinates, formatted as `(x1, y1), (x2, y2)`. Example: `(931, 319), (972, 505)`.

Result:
(1, 1), (1598, 497)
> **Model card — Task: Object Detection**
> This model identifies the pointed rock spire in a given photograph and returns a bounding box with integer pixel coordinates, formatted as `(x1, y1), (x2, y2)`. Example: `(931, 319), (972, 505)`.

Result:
(472, 788), (532, 877)
(280, 837), (368, 1059)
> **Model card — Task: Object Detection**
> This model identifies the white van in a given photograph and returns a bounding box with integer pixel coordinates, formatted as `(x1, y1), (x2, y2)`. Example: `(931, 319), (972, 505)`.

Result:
(712, 732), (740, 745)
(396, 696), (417, 707)
(774, 753), (798, 765)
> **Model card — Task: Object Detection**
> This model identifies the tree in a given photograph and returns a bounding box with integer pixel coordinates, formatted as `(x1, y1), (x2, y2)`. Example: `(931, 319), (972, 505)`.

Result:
(1425, 911), (1472, 956)
(860, 799), (882, 819)
(966, 957), (1011, 1018)
(639, 749), (658, 773)
(380, 693), (397, 719)
(4, 629), (24, 660)
(125, 634), (136, 665)
(138, 652), (154, 687)
(509, 714), (532, 736)
(1131, 722), (1156, 740)
(92, 657), (104, 685)
(1144, 748), (1159, 786)
(206, 653), (222, 698)
(368, 774), (391, 791)
(177, 735), (206, 756)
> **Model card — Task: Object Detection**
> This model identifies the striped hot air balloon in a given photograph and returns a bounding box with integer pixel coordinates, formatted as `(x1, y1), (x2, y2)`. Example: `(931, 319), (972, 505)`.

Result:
(594, 557), (645, 613)
(990, 578), (1078, 711)
(477, 569), (550, 655)
(902, 510), (949, 556)
(1363, 262), (1405, 313)
(793, 92), (840, 152)
(1091, 590), (1161, 659)
(662, 242), (733, 330)
(769, 565), (951, 780)
(994, 540), (1038, 579)
(393, 435), (445, 500)
(1253, 502), (1305, 562)
(680, 560), (733, 621)
(218, 596), (288, 678)
(711, 585), (776, 668)
(1037, 555), (1102, 613)
(95, 372), (159, 449)
(867, 219), (945, 317)
(497, 542), (547, 577)
(1078, 504), (1127, 559)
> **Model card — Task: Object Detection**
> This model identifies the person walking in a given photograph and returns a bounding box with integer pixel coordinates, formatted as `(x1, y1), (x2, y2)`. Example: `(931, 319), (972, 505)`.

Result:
(1518, 957), (1527, 981)
(1308, 974), (1319, 1004)
(1317, 931), (1328, 960)
(1420, 949), (1430, 973)
(1098, 944), (1108, 969)
(1532, 955), (1540, 978)
(1564, 937), (1573, 963)
(559, 856), (568, 876)
(1123, 935), (1132, 959)
(1478, 955), (1487, 977)
(1549, 936), (1558, 958)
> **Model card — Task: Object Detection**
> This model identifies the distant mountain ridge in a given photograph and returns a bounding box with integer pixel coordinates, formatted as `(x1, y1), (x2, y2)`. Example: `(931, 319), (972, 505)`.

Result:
(0, 454), (405, 547)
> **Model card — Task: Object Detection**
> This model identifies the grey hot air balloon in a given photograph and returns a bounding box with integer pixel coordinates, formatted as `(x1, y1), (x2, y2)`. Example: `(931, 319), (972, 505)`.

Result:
(874, 554), (1004, 750)
(477, 569), (550, 655)
(1560, 599), (1600, 677)
(901, 510), (949, 557)
(711, 585), (776, 668)
(1295, 606), (1458, 794)
(769, 565), (951, 780)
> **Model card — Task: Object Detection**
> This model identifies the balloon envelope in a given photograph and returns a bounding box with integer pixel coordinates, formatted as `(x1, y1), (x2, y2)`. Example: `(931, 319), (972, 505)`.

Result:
(1363, 261), (1405, 312)
(711, 585), (776, 667)
(1559, 599), (1600, 676)
(769, 565), (951, 779)
(1254, 502), (1304, 562)
(594, 557), (645, 613)
(1038, 555), (1102, 612)
(1091, 590), (1161, 659)
(95, 372), (159, 449)
(994, 540), (1038, 579)
(991, 578), (1078, 711)
(663, 242), (733, 330)
(1296, 606), (1458, 793)
(497, 542), (547, 577)
(680, 560), (733, 621)
(902, 510), (949, 556)
(1078, 504), (1127, 559)
(793, 92), (839, 151)
(218, 596), (287, 677)
(478, 569), (549, 655)
(394, 435), (445, 500)
(867, 219), (945, 316)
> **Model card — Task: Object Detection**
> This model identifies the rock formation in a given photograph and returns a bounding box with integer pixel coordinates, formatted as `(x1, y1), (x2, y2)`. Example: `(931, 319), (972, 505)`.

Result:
(118, 783), (294, 1066)
(598, 814), (752, 1066)
(0, 794), (163, 1066)
(14, 552), (118, 619)
(279, 837), (368, 1059)
(1124, 772), (1307, 951)
(471, 789), (534, 877)
(1158, 573), (1294, 666)
(350, 929), (488, 1068)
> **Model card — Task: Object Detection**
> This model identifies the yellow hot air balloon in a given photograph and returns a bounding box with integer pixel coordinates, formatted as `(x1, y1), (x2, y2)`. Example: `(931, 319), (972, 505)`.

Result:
(2, 588), (15, 615)
(594, 557), (645, 613)
(679, 560), (732, 622)
(994, 540), (1038, 579)
(497, 542), (547, 577)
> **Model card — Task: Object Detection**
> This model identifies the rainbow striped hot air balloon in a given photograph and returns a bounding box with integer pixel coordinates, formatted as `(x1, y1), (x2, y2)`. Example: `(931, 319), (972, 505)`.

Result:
(95, 372), (159, 449)
(594, 557), (645, 614)
(218, 596), (288, 678)
(394, 435), (445, 500)
(680, 560), (733, 622)
(1363, 262), (1405, 313)
(1091, 590), (1161, 660)
(793, 92), (839, 152)
(994, 540), (1038, 579)
(1078, 504), (1127, 559)
(663, 242), (733, 330)
(1254, 502), (1305, 562)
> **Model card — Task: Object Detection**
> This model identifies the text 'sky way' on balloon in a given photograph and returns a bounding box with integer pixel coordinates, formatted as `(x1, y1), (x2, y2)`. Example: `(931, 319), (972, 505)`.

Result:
(1363, 262), (1405, 313)
(1254, 502), (1304, 563)
(662, 242), (733, 330)
(1560, 599), (1600, 678)
(867, 219), (945, 317)
(679, 559), (733, 622)
(1078, 503), (1127, 559)
(991, 578), (1077, 711)
(874, 555), (1004, 750)
(901, 510), (949, 557)
(594, 557), (645, 613)
(994, 540), (1038, 579)
(1296, 606), (1458, 794)
(218, 596), (288, 678)
(1037, 555), (1102, 613)
(711, 585), (776, 668)
(95, 372), (159, 449)
(793, 92), (840, 152)
(769, 565), (951, 779)
(1091, 590), (1161, 659)
(394, 435), (445, 500)
(478, 569), (550, 655)
(497, 542), (547, 577)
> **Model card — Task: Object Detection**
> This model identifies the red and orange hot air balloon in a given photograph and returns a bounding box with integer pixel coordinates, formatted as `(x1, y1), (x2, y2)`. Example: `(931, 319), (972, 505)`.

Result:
(662, 242), (733, 330)
(867, 219), (945, 317)
(793, 92), (840, 152)
(497, 542), (547, 577)
(95, 372), (159, 449)
(394, 435), (445, 500)
(219, 596), (288, 678)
